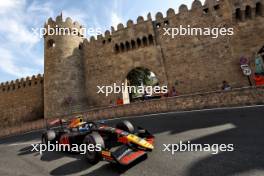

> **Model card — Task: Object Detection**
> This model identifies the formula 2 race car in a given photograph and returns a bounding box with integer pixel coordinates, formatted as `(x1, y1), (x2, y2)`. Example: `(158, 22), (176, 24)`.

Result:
(41, 116), (154, 165)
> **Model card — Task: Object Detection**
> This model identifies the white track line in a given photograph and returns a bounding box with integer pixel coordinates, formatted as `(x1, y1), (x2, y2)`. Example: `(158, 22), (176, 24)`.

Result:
(8, 141), (40, 146)
(106, 104), (264, 121)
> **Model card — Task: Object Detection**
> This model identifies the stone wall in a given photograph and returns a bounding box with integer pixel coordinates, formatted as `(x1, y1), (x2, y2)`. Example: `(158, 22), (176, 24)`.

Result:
(76, 0), (264, 113)
(1, 0), (263, 122)
(1, 86), (262, 138)
(81, 86), (264, 121)
(0, 75), (44, 127)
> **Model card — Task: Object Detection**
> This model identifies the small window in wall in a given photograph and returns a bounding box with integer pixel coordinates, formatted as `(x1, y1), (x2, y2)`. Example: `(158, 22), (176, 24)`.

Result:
(214, 4), (220, 10)
(203, 8), (209, 14)
(137, 38), (142, 47)
(156, 23), (161, 28)
(79, 44), (83, 50)
(108, 38), (112, 43)
(125, 41), (130, 51)
(256, 2), (262, 16)
(102, 40), (106, 44)
(131, 40), (136, 49)
(148, 35), (154, 45)
(47, 39), (55, 48)
(235, 8), (242, 21)
(120, 43), (125, 52)
(114, 44), (119, 53)
(245, 6), (252, 19)
(142, 37), (148, 46)
(164, 20), (169, 26)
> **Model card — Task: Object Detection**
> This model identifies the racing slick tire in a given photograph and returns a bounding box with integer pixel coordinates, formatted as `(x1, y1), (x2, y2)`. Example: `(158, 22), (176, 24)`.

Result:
(42, 130), (56, 144)
(41, 133), (48, 145)
(116, 120), (135, 134)
(83, 132), (105, 165)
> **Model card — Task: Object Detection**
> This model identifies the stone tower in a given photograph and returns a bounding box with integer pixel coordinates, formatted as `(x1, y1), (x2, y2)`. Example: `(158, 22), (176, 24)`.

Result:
(44, 14), (86, 118)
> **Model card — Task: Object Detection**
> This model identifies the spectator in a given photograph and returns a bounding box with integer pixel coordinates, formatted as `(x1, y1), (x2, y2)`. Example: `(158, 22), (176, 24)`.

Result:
(221, 81), (231, 91)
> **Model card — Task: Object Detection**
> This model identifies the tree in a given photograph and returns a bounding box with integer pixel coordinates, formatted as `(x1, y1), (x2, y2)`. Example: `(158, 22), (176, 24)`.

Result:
(127, 67), (152, 86)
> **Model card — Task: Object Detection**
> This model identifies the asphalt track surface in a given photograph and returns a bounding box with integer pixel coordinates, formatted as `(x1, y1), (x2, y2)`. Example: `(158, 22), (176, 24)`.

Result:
(1, 106), (264, 176)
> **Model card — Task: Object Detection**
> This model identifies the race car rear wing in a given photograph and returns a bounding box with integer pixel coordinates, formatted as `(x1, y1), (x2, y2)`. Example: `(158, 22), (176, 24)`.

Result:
(45, 118), (67, 130)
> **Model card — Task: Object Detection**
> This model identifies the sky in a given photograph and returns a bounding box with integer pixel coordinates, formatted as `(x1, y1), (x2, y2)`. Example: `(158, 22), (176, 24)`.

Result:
(0, 0), (205, 83)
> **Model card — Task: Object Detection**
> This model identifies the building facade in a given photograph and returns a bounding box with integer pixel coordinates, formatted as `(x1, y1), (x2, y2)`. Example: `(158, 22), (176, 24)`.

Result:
(0, 0), (264, 122)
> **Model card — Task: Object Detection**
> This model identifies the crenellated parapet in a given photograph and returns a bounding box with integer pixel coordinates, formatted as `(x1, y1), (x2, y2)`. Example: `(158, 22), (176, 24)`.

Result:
(0, 74), (43, 93)
(52, 0), (264, 53)
(44, 13), (85, 38)
(82, 13), (154, 48)
(153, 0), (225, 28)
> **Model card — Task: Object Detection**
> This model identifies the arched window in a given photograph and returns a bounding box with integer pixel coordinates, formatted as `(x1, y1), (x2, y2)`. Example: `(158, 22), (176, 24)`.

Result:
(142, 36), (148, 46)
(47, 39), (55, 48)
(137, 38), (141, 48)
(148, 35), (154, 45)
(214, 4), (220, 11)
(79, 44), (83, 50)
(114, 44), (119, 53)
(120, 43), (125, 52)
(256, 2), (262, 16)
(164, 20), (169, 26)
(235, 8), (242, 21)
(203, 8), (209, 14)
(245, 6), (252, 19)
(125, 41), (130, 51)
(131, 40), (136, 49)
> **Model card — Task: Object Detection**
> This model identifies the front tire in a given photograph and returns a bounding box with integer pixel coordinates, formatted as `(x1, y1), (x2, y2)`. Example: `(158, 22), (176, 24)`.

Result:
(116, 120), (135, 133)
(83, 132), (105, 165)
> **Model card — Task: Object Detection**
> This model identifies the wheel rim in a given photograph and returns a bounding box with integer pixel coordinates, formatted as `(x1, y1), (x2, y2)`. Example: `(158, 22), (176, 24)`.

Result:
(85, 139), (96, 160)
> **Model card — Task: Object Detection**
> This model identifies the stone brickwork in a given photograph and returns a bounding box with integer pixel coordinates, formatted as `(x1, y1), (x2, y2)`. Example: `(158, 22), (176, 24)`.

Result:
(0, 86), (263, 138)
(0, 0), (264, 121)
(79, 86), (264, 120)
(72, 0), (264, 118)
(0, 75), (44, 127)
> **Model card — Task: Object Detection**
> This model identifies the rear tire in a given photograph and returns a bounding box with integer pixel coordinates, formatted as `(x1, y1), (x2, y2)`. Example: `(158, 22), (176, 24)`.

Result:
(83, 132), (105, 165)
(46, 130), (56, 141)
(41, 133), (48, 145)
(42, 130), (56, 145)
(116, 120), (135, 133)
